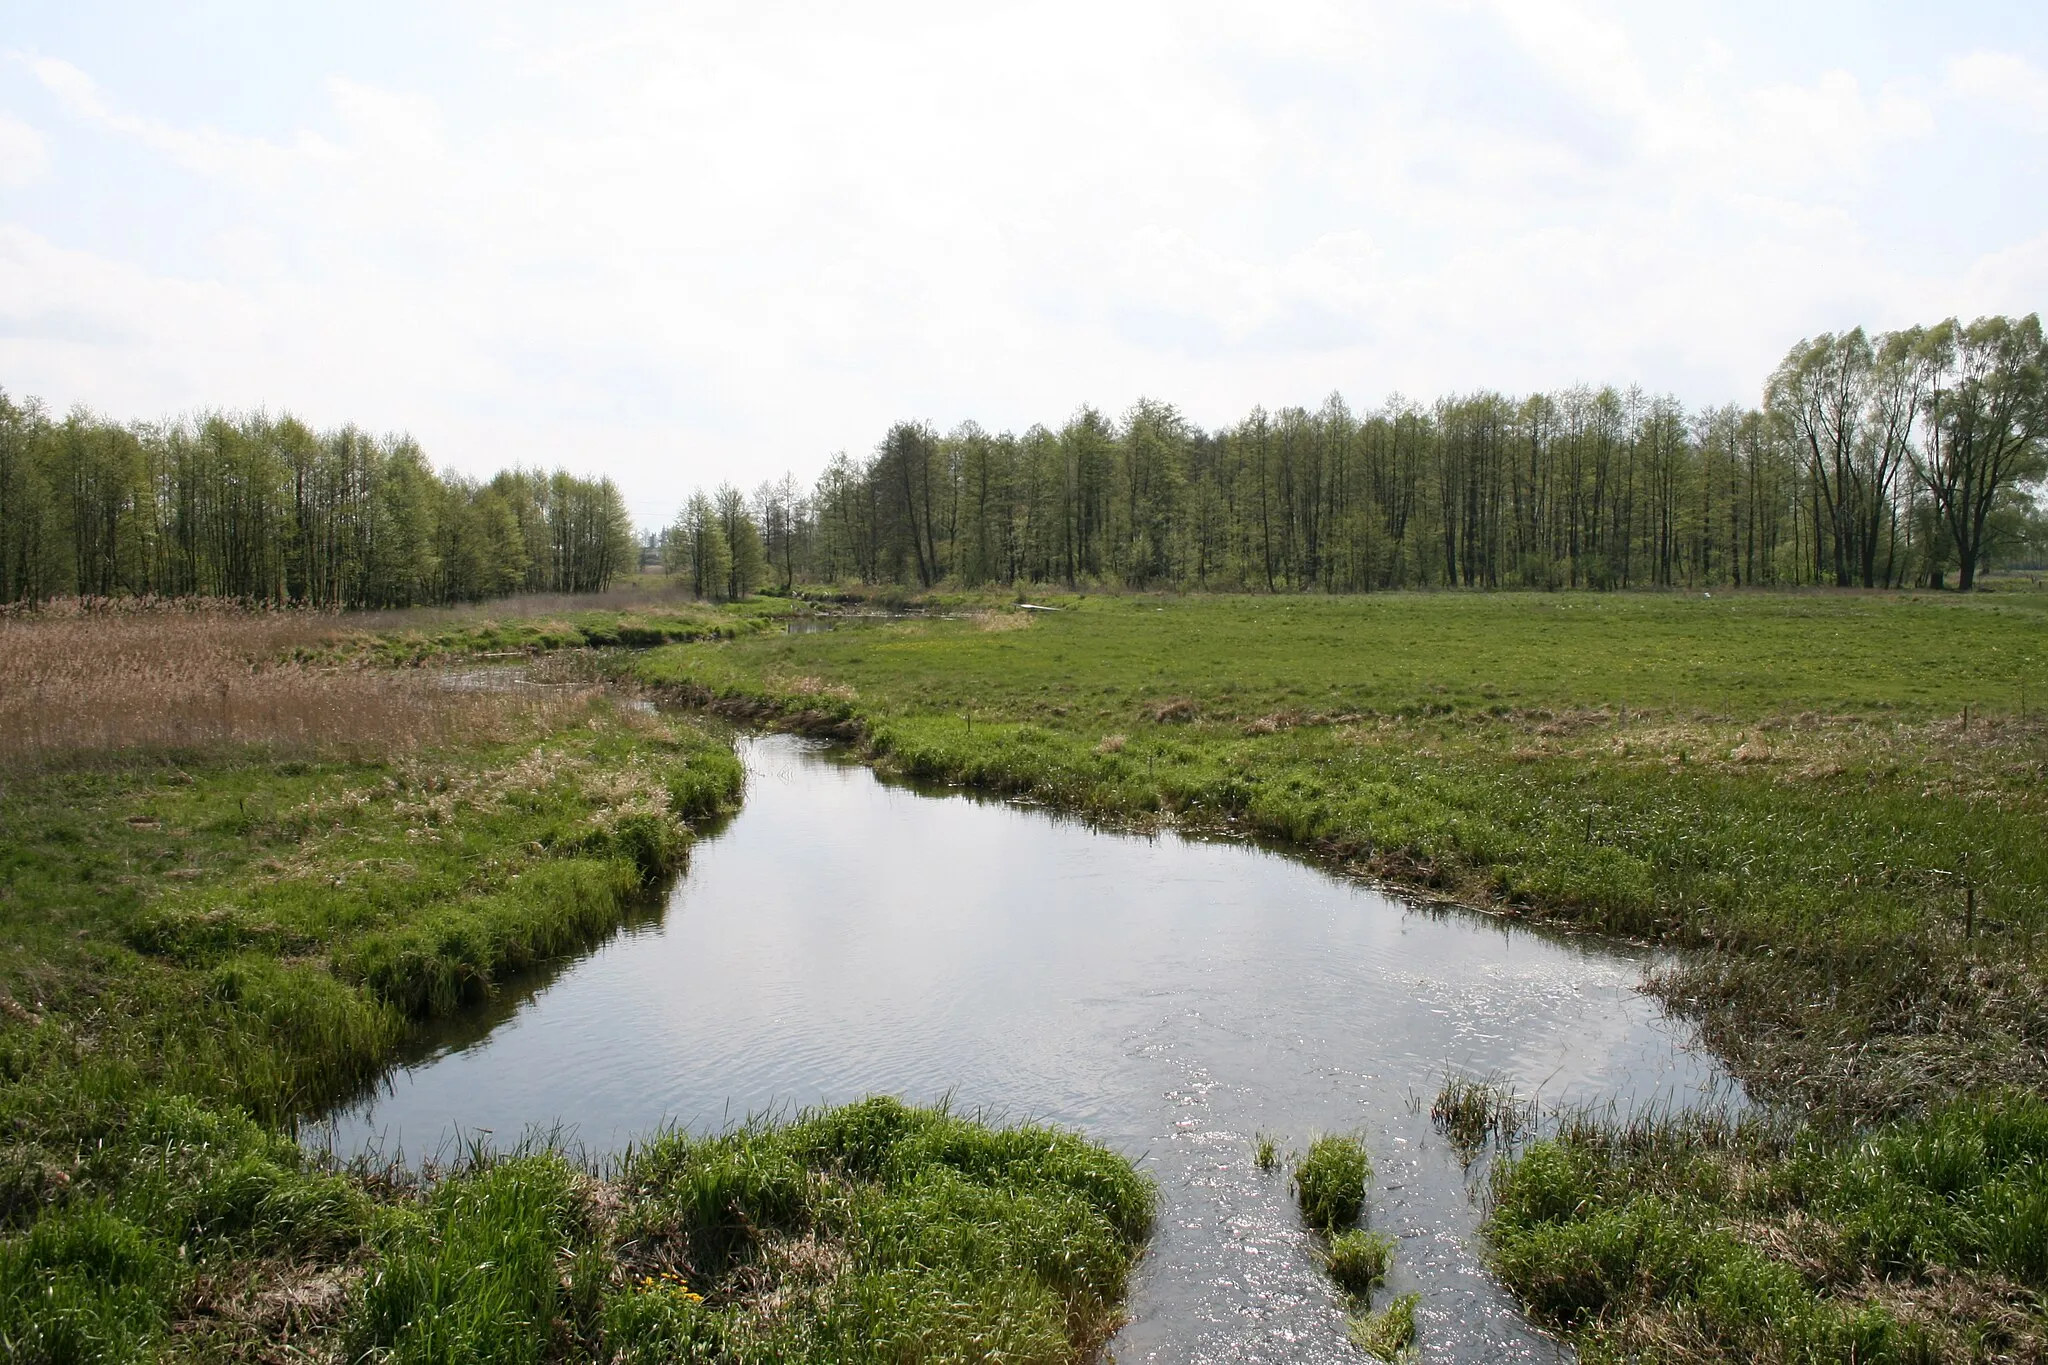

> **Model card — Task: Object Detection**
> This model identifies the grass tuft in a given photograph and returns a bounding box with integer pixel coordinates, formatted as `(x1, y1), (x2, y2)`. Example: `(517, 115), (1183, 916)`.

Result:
(1325, 1228), (1395, 1296)
(1349, 1290), (1418, 1361)
(1431, 1072), (1534, 1161)
(1293, 1136), (1371, 1233)
(1253, 1132), (1280, 1172)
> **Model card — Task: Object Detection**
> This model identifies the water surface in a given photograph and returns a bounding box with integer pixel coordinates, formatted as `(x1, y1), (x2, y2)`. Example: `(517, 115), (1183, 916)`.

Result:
(318, 734), (1733, 1362)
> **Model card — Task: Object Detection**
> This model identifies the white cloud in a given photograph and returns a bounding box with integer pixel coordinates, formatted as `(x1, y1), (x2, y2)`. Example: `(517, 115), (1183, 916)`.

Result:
(0, 110), (47, 187)
(1947, 51), (2048, 131)
(24, 53), (338, 181)
(0, 3), (2044, 523)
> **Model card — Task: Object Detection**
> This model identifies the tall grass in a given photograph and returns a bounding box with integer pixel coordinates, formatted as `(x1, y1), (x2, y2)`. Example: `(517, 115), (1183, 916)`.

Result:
(1483, 1092), (2048, 1361)
(1350, 1291), (1418, 1362)
(0, 602), (595, 766)
(1431, 1073), (1535, 1162)
(1325, 1228), (1394, 1295)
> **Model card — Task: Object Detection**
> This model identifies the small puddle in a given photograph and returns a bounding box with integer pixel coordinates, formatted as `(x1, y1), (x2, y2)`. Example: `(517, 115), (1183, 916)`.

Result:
(314, 733), (1735, 1362)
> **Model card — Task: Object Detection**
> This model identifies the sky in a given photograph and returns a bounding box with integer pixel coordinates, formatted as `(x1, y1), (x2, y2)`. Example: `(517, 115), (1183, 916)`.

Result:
(2, 1), (2046, 527)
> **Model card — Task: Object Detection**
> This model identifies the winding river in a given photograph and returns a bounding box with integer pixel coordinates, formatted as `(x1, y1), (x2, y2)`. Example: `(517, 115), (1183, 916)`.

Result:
(314, 732), (1735, 1362)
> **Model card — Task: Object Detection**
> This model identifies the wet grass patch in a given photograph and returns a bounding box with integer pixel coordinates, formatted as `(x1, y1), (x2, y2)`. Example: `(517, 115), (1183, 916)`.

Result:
(631, 589), (2048, 1354)
(1350, 1290), (1419, 1362)
(1325, 1228), (1395, 1296)
(602, 1097), (1153, 1362)
(1484, 1093), (2048, 1361)
(1293, 1135), (1371, 1233)
(1432, 1072), (1536, 1164)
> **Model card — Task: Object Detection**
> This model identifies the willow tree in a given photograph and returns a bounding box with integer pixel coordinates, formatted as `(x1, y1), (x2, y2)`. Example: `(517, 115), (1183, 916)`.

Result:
(1916, 314), (2048, 591)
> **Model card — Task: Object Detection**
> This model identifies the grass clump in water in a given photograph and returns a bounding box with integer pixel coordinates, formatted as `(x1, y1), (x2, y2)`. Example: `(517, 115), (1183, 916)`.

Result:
(1253, 1132), (1281, 1172)
(1431, 1072), (1534, 1162)
(1293, 1135), (1371, 1232)
(1325, 1228), (1395, 1296)
(1350, 1291), (1419, 1361)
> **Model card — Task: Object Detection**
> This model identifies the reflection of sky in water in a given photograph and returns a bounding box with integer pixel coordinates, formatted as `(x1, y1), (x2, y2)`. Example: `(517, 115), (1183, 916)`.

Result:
(315, 735), (1736, 1363)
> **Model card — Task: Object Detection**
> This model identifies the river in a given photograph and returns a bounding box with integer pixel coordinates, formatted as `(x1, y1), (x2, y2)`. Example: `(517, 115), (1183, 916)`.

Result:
(314, 732), (1735, 1362)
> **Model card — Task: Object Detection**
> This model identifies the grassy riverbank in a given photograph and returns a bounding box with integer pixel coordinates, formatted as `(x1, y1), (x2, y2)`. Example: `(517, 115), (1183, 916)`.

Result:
(1482, 1091), (2048, 1363)
(634, 588), (2048, 1360)
(0, 602), (1150, 1363)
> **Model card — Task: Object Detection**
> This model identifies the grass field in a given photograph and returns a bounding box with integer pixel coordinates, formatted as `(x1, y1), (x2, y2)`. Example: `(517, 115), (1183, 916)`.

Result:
(631, 587), (2048, 1362)
(0, 599), (1150, 1363)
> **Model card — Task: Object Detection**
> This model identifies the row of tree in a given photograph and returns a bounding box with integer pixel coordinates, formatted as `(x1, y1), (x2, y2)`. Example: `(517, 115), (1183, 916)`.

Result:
(9, 314), (2041, 607)
(669, 314), (2048, 598)
(0, 397), (637, 606)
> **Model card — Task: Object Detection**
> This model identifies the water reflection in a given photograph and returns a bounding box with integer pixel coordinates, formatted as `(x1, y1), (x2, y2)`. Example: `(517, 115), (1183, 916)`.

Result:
(316, 734), (1733, 1362)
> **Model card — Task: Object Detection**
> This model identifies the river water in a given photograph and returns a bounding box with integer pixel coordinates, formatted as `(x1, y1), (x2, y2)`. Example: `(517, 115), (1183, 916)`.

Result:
(314, 733), (1734, 1362)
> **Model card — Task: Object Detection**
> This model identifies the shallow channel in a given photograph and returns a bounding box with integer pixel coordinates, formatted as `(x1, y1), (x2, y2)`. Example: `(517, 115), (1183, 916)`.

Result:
(315, 733), (1736, 1363)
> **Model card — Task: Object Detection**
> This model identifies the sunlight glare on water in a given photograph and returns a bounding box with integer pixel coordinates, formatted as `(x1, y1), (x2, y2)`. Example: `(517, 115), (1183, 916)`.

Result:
(317, 733), (1736, 1362)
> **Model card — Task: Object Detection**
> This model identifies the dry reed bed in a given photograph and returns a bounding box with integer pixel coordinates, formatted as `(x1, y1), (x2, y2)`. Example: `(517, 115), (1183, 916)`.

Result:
(0, 603), (593, 766)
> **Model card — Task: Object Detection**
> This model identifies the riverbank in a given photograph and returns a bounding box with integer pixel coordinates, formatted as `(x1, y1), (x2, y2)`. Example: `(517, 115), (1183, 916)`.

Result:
(0, 602), (1150, 1363)
(630, 589), (2048, 1360)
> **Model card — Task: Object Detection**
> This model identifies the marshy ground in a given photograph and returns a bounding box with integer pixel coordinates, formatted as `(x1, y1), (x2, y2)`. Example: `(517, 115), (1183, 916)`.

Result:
(638, 587), (2048, 1361)
(0, 599), (1148, 1364)
(2, 586), (2044, 1362)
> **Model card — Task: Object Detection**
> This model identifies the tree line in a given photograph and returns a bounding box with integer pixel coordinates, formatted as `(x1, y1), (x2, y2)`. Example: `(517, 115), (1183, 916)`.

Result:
(0, 397), (637, 606)
(671, 314), (2048, 598)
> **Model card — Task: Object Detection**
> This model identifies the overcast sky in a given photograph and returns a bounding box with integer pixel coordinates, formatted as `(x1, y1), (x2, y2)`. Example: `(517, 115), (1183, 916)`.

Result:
(3, 1), (2045, 526)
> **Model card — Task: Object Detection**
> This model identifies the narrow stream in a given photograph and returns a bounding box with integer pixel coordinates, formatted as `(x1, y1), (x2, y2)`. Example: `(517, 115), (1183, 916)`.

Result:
(315, 733), (1735, 1363)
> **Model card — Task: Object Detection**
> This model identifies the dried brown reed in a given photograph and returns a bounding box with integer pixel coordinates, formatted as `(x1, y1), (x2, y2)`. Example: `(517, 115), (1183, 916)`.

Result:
(344, 582), (704, 634)
(0, 600), (593, 768)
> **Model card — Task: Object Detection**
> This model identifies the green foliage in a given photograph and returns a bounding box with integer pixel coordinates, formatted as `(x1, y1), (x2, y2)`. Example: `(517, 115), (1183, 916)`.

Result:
(1483, 1098), (2048, 1361)
(307, 603), (779, 667)
(1325, 1228), (1395, 1296)
(1431, 1073), (1533, 1159)
(102, 1094), (371, 1252)
(0, 393), (638, 606)
(1254, 1133), (1280, 1172)
(1293, 1136), (1371, 1233)
(1780, 1092), (2048, 1287)
(337, 859), (645, 1017)
(0, 1207), (175, 1365)
(605, 1097), (1154, 1364)
(1349, 1290), (1418, 1361)
(352, 1155), (587, 1365)
(655, 317), (2047, 593)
